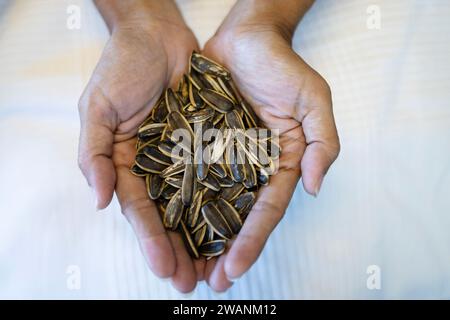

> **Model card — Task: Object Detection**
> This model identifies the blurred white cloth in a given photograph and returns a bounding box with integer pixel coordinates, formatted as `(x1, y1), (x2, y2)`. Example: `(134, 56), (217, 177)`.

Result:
(0, 0), (449, 299)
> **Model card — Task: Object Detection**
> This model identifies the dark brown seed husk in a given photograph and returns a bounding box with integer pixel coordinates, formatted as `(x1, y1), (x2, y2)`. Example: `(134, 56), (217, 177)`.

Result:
(218, 175), (234, 188)
(165, 175), (183, 188)
(216, 198), (242, 234)
(199, 89), (235, 113)
(188, 81), (205, 109)
(233, 192), (256, 219)
(217, 77), (237, 103)
(191, 52), (231, 79)
(191, 217), (206, 234)
(187, 190), (203, 228)
(185, 107), (214, 123)
(225, 110), (245, 129)
(220, 183), (245, 202)
(141, 144), (173, 166)
(194, 224), (207, 247)
(165, 88), (182, 113)
(226, 144), (246, 183)
(161, 184), (178, 200)
(130, 164), (148, 177)
(199, 240), (226, 257)
(167, 111), (194, 140)
(153, 98), (169, 122)
(243, 161), (257, 189)
(203, 74), (225, 94)
(182, 162), (194, 206)
(138, 123), (166, 140)
(257, 168), (269, 185)
(194, 143), (209, 181)
(178, 74), (190, 105)
(161, 160), (185, 178)
(164, 189), (183, 230)
(147, 174), (164, 200)
(210, 163), (227, 179)
(135, 154), (167, 174)
(180, 220), (199, 259)
(202, 188), (219, 204)
(201, 201), (233, 240)
(241, 100), (259, 127)
(158, 140), (178, 158)
(198, 174), (221, 192)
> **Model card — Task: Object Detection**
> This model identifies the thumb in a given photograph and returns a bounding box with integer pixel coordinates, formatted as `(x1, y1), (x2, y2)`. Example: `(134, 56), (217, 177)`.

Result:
(78, 90), (117, 210)
(295, 74), (340, 196)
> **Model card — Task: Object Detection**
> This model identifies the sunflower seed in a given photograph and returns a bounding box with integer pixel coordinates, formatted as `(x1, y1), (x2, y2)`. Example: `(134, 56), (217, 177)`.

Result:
(187, 189), (203, 228)
(135, 154), (167, 174)
(167, 111), (194, 140)
(220, 183), (245, 202)
(216, 198), (242, 234)
(164, 189), (183, 230)
(198, 174), (221, 192)
(180, 220), (199, 258)
(225, 109), (245, 129)
(199, 89), (235, 113)
(141, 144), (173, 166)
(153, 98), (169, 122)
(202, 201), (233, 240)
(161, 184), (178, 200)
(138, 123), (166, 140)
(194, 224), (207, 247)
(210, 163), (227, 179)
(191, 52), (231, 79)
(130, 164), (148, 177)
(165, 88), (182, 113)
(233, 192), (256, 219)
(165, 176), (183, 188)
(199, 240), (226, 257)
(146, 174), (164, 200)
(161, 160), (185, 178)
(182, 162), (194, 206)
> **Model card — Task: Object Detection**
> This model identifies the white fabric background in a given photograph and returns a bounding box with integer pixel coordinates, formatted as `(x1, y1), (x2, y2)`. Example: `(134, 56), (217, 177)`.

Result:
(0, 0), (449, 299)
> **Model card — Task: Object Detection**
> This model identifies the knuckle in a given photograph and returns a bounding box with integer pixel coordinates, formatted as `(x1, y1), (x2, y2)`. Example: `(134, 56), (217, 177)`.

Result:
(252, 200), (285, 223)
(77, 151), (90, 175)
(120, 196), (155, 219)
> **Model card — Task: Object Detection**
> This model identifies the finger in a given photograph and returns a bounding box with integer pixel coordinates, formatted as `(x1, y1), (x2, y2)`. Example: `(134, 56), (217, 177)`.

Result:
(78, 92), (117, 209)
(204, 257), (217, 283)
(168, 232), (198, 293)
(206, 246), (233, 292)
(193, 257), (207, 282)
(115, 154), (176, 278)
(224, 169), (300, 280)
(295, 78), (340, 196)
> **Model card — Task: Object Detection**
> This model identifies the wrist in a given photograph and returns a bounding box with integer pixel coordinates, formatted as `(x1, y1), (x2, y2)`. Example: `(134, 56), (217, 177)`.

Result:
(217, 0), (314, 40)
(94, 0), (188, 33)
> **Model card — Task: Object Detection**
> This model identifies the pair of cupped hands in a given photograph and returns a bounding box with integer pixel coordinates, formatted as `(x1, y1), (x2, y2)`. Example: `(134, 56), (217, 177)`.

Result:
(77, 0), (339, 293)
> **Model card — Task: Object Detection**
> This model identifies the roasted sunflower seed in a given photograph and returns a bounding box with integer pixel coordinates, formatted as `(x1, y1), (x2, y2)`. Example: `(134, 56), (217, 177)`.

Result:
(191, 52), (231, 79)
(164, 189), (183, 230)
(202, 201), (233, 240)
(199, 240), (226, 257)
(199, 89), (235, 113)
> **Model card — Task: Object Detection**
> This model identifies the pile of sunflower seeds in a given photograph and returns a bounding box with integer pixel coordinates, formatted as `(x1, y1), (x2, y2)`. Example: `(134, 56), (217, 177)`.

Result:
(130, 53), (280, 258)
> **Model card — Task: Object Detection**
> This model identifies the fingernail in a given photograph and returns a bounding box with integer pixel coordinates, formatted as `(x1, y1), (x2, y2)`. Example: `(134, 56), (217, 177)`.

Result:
(91, 187), (100, 211)
(313, 176), (324, 197)
(180, 291), (195, 299)
(226, 274), (241, 281)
